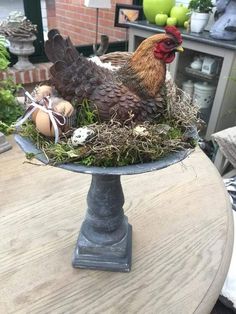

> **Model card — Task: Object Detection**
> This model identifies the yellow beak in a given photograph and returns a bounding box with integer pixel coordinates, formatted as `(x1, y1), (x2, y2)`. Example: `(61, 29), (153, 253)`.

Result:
(176, 46), (184, 52)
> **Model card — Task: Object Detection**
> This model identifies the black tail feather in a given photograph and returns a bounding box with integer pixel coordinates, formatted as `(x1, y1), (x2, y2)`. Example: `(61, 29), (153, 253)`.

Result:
(45, 29), (79, 64)
(47, 28), (60, 40)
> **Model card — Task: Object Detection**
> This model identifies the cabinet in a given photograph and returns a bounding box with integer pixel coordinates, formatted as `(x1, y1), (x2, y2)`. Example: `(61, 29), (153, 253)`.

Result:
(128, 21), (236, 140)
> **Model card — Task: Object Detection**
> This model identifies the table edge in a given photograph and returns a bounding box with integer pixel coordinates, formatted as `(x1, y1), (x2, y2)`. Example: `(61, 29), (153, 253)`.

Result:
(194, 198), (234, 313)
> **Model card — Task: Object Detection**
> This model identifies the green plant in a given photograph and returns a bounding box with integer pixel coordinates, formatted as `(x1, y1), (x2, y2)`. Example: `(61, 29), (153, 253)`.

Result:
(0, 37), (23, 133)
(76, 99), (98, 126)
(0, 78), (23, 126)
(188, 0), (213, 13)
(0, 36), (10, 70)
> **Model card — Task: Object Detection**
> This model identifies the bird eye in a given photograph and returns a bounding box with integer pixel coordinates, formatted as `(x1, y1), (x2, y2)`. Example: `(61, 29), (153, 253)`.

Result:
(165, 40), (172, 46)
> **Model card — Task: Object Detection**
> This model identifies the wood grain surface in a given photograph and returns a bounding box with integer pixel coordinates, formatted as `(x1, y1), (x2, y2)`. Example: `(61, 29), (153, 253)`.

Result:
(0, 138), (234, 314)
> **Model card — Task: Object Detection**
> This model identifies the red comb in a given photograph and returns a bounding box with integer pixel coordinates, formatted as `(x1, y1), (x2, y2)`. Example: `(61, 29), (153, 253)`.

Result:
(164, 26), (182, 44)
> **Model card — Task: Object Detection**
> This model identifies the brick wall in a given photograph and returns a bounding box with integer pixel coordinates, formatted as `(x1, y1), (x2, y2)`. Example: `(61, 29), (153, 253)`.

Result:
(46, 0), (57, 29)
(53, 0), (133, 45)
(0, 63), (51, 85)
(46, 0), (190, 45)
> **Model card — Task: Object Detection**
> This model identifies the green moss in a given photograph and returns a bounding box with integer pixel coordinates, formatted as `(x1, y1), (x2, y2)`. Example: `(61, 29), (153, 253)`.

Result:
(76, 99), (98, 127)
(167, 127), (182, 139)
(17, 82), (199, 167)
(25, 152), (36, 160)
(19, 120), (195, 167)
(79, 155), (96, 166)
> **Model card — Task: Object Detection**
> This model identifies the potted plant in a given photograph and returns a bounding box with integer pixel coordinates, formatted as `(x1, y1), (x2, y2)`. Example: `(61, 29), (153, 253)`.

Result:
(188, 0), (214, 33)
(0, 11), (37, 70)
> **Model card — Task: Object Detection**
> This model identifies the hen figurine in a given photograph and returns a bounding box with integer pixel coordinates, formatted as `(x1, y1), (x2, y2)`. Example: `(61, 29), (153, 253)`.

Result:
(45, 26), (183, 123)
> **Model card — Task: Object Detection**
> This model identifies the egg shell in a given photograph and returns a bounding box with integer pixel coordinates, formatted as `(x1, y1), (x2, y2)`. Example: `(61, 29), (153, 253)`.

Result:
(134, 126), (149, 136)
(71, 127), (95, 146)
(34, 85), (53, 102)
(30, 86), (53, 123)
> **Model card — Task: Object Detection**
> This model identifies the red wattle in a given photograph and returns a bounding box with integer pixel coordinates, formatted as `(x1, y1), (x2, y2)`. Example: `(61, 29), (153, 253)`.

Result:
(163, 53), (175, 64)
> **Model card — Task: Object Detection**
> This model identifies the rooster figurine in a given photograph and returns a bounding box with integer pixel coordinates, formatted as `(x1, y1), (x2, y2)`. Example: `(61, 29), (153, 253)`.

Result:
(45, 26), (183, 123)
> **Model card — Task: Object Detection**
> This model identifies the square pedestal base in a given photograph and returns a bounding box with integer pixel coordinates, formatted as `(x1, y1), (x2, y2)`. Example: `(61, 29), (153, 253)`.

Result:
(72, 224), (132, 272)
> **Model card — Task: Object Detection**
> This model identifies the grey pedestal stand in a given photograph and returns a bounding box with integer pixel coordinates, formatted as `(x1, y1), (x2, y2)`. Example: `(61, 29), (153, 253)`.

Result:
(14, 134), (189, 272)
(73, 174), (132, 272)
(0, 132), (12, 153)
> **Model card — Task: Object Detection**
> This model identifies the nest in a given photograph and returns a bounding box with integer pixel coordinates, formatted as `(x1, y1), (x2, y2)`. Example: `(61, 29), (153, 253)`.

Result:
(69, 122), (193, 167)
(19, 81), (199, 167)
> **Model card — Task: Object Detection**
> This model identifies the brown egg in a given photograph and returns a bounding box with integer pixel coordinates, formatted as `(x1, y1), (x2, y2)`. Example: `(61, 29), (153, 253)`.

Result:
(31, 107), (40, 122)
(34, 100), (74, 137)
(34, 85), (52, 102)
(52, 98), (74, 117)
(29, 86), (53, 123)
(35, 109), (64, 138)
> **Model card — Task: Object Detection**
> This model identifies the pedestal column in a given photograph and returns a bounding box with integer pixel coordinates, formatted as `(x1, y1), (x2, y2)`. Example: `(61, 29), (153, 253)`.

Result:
(72, 174), (132, 272)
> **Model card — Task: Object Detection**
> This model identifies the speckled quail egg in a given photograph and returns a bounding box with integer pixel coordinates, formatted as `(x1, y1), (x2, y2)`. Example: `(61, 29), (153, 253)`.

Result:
(71, 127), (95, 146)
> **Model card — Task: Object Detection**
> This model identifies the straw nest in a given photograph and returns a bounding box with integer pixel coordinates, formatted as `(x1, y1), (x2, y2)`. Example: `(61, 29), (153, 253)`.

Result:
(19, 77), (200, 167)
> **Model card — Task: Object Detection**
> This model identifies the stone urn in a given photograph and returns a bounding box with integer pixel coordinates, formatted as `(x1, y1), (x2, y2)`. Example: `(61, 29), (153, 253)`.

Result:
(15, 134), (190, 272)
(8, 35), (36, 70)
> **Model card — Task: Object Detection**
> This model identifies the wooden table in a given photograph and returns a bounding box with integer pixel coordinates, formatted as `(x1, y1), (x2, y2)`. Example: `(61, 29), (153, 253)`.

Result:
(0, 138), (234, 314)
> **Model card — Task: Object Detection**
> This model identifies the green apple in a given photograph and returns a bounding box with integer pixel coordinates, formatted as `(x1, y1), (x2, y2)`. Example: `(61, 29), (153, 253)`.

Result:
(166, 17), (177, 26)
(170, 4), (189, 27)
(155, 13), (168, 26)
(143, 0), (175, 24)
(184, 20), (189, 29)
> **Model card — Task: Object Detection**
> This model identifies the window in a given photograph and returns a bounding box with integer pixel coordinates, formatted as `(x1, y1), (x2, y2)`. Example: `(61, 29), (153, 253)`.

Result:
(0, 0), (25, 20)
(23, 0), (45, 62)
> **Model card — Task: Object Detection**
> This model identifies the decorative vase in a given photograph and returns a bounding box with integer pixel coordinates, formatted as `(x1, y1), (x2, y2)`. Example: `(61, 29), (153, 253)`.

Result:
(14, 134), (190, 272)
(193, 81), (216, 123)
(8, 35), (36, 71)
(190, 12), (209, 33)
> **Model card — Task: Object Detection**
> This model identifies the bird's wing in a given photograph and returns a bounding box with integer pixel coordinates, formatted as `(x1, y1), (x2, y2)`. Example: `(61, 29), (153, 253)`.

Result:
(44, 30), (165, 123)
(89, 78), (164, 122)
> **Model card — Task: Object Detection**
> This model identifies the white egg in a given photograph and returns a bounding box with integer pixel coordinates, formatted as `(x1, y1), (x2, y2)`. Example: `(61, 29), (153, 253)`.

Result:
(71, 127), (95, 146)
